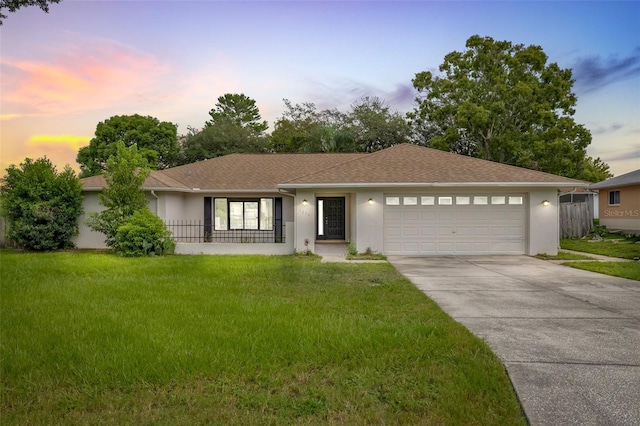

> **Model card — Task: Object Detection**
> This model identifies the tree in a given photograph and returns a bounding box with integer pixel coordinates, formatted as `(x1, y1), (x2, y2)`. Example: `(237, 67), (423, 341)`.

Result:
(86, 141), (150, 247)
(577, 156), (613, 183)
(178, 94), (269, 163)
(348, 97), (411, 152)
(410, 35), (603, 179)
(180, 121), (269, 164)
(270, 100), (356, 153)
(77, 114), (179, 178)
(0, 157), (82, 251)
(271, 98), (412, 154)
(206, 93), (268, 133)
(0, 0), (60, 25)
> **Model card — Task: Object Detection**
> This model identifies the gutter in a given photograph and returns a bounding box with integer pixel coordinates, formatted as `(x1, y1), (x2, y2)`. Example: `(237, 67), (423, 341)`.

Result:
(278, 188), (296, 198)
(277, 182), (584, 189)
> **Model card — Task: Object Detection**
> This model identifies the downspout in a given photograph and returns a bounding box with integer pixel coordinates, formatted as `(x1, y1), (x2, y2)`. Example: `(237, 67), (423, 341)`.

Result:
(150, 190), (159, 218)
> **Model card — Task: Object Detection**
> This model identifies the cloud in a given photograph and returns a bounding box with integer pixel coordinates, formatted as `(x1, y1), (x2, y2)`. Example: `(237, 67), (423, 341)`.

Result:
(604, 145), (640, 162)
(305, 80), (417, 113)
(572, 48), (640, 94)
(1, 37), (170, 118)
(591, 123), (624, 135)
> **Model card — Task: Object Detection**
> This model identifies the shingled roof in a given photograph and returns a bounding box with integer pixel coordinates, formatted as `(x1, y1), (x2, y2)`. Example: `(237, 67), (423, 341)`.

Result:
(81, 144), (583, 191)
(589, 169), (640, 190)
(279, 144), (584, 187)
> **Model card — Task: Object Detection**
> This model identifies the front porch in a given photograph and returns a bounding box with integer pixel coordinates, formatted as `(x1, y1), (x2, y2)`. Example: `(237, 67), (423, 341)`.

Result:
(169, 220), (295, 255)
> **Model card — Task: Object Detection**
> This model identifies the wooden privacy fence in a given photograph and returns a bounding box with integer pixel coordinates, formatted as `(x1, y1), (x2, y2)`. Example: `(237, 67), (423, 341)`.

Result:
(560, 202), (593, 239)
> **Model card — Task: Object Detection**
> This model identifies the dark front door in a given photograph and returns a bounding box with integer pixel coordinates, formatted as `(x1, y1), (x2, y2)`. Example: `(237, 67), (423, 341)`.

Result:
(317, 197), (345, 240)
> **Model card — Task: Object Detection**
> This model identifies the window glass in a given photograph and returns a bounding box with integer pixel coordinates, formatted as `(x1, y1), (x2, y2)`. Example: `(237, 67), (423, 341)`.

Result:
(474, 196), (488, 205)
(215, 198), (228, 230)
(609, 191), (620, 205)
(229, 201), (244, 229)
(421, 196), (435, 205)
(438, 196), (453, 205)
(244, 202), (259, 230)
(317, 200), (324, 236)
(404, 196), (418, 205)
(386, 197), (400, 206)
(491, 196), (506, 205)
(456, 196), (470, 205)
(509, 196), (523, 205)
(260, 198), (273, 230)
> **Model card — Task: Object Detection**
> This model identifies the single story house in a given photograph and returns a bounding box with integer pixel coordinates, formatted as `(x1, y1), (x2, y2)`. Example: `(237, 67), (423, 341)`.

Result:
(76, 143), (585, 256)
(588, 169), (640, 235)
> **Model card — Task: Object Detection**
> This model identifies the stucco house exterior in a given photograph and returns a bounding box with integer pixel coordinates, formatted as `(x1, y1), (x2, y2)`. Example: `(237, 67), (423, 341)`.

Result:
(588, 169), (640, 235)
(76, 143), (584, 256)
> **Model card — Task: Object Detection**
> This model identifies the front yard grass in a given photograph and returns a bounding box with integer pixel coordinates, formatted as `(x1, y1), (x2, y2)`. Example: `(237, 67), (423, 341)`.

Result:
(536, 252), (594, 261)
(559, 237), (640, 281)
(560, 237), (640, 260)
(0, 250), (525, 425)
(562, 262), (640, 281)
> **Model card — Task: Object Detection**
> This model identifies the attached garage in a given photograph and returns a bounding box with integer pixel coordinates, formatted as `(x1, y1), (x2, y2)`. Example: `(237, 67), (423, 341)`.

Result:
(384, 194), (526, 255)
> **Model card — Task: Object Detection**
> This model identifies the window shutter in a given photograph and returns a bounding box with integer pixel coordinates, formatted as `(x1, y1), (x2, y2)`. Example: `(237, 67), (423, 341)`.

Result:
(204, 197), (212, 241)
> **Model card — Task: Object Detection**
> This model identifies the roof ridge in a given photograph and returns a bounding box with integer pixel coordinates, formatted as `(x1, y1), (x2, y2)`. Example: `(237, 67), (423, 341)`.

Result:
(278, 152), (369, 184)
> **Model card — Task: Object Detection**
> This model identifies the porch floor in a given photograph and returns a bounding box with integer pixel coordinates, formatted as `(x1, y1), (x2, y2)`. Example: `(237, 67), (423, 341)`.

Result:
(315, 242), (348, 262)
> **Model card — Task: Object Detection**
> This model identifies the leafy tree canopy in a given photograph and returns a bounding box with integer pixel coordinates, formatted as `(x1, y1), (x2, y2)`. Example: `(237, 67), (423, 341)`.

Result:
(180, 121), (269, 164)
(349, 97), (411, 153)
(270, 97), (409, 153)
(206, 93), (268, 134)
(77, 114), (179, 178)
(0, 0), (60, 25)
(85, 141), (151, 247)
(0, 157), (82, 250)
(410, 35), (606, 180)
(270, 99), (356, 153)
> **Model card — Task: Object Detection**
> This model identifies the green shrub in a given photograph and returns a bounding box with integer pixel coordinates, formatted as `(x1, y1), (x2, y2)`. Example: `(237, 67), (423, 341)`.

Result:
(0, 157), (83, 251)
(114, 208), (175, 257)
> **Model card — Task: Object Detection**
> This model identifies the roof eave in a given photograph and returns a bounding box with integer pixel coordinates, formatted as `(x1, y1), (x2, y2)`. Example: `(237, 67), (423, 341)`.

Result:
(83, 187), (280, 193)
(278, 182), (581, 189)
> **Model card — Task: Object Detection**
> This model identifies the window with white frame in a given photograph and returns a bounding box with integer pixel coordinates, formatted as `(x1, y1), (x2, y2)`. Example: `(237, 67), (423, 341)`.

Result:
(609, 190), (620, 205)
(403, 196), (418, 205)
(385, 197), (400, 205)
(421, 196), (435, 205)
(473, 196), (488, 205)
(508, 196), (523, 205)
(214, 198), (273, 230)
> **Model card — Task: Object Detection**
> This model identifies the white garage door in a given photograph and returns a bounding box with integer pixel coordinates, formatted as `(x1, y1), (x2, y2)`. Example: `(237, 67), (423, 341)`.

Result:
(384, 194), (526, 255)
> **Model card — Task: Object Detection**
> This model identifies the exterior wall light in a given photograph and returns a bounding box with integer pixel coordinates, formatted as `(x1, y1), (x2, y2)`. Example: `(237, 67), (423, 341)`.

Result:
(302, 199), (308, 206)
(368, 198), (374, 205)
(542, 200), (550, 206)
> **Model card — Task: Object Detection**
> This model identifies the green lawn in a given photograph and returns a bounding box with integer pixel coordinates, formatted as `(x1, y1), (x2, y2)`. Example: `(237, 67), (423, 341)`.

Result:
(536, 252), (594, 261)
(563, 262), (640, 281)
(0, 251), (525, 425)
(560, 238), (640, 259)
(559, 238), (640, 280)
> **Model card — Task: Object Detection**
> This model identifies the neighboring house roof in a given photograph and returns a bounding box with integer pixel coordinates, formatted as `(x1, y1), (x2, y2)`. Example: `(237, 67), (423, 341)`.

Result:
(81, 144), (584, 192)
(280, 144), (584, 188)
(588, 169), (640, 190)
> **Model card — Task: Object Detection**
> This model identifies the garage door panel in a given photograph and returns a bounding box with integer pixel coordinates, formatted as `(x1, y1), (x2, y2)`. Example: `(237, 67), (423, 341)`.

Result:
(384, 194), (526, 255)
(420, 227), (436, 237)
(404, 210), (419, 220)
(402, 226), (418, 236)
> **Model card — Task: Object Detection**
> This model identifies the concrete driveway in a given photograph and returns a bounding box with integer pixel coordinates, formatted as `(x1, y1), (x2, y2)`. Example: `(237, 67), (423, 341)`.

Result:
(389, 256), (640, 426)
